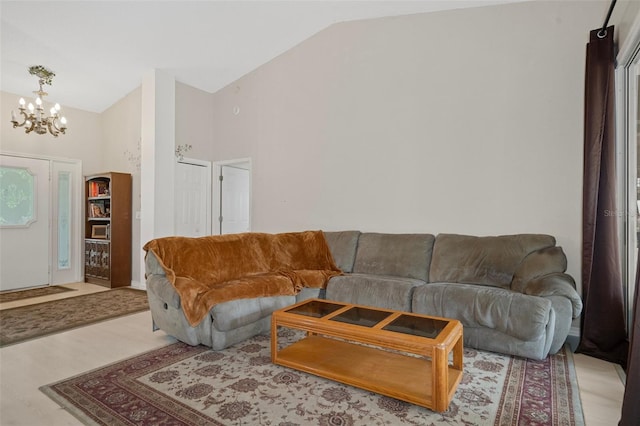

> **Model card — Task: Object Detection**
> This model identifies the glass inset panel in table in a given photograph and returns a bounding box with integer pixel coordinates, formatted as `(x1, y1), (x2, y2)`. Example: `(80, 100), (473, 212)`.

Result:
(285, 300), (345, 318)
(383, 314), (449, 338)
(329, 307), (391, 327)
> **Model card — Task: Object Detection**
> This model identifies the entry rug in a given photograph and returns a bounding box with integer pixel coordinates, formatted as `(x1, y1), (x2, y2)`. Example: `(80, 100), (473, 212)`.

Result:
(41, 329), (584, 426)
(0, 288), (148, 347)
(0, 285), (75, 303)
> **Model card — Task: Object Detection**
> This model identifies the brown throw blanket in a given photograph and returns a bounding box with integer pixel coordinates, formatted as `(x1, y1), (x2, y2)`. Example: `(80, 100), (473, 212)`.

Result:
(143, 231), (342, 326)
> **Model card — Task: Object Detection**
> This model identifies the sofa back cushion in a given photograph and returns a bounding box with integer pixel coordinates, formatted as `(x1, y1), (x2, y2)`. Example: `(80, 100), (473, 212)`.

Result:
(323, 231), (361, 273)
(511, 246), (568, 292)
(429, 234), (556, 288)
(352, 233), (435, 281)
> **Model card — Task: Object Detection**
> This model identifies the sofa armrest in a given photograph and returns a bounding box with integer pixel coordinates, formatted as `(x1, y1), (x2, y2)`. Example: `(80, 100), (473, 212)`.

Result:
(145, 251), (167, 277)
(147, 274), (181, 309)
(520, 273), (583, 318)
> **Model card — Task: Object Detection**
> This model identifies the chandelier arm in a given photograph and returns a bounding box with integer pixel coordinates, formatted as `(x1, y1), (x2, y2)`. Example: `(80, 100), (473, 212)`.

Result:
(55, 118), (66, 134)
(24, 119), (36, 134)
(47, 118), (60, 137)
(11, 109), (29, 128)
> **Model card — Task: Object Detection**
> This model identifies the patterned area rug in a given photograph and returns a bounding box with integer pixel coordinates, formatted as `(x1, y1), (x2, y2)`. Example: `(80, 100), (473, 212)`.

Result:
(0, 288), (148, 347)
(0, 285), (75, 303)
(41, 328), (584, 425)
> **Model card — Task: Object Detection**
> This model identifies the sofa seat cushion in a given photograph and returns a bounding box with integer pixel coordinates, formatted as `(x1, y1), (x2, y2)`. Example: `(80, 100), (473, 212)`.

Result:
(326, 273), (426, 312)
(210, 295), (296, 332)
(412, 283), (552, 342)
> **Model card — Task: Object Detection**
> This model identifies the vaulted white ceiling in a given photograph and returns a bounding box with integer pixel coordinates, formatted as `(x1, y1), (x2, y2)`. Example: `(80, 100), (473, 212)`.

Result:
(1, 0), (525, 113)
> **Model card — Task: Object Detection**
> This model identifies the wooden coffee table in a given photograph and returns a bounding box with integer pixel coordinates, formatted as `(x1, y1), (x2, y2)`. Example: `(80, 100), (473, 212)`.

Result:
(271, 298), (463, 412)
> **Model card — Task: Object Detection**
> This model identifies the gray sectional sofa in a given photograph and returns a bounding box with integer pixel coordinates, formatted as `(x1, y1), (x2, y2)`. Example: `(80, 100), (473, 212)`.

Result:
(145, 230), (582, 360)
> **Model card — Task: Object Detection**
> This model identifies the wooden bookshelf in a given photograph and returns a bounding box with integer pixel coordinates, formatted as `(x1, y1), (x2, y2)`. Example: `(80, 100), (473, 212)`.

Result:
(84, 172), (131, 288)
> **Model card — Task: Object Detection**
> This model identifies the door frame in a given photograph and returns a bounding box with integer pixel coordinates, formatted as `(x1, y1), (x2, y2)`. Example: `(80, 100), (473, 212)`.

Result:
(213, 158), (252, 235)
(175, 156), (212, 236)
(616, 17), (640, 334)
(0, 151), (83, 286)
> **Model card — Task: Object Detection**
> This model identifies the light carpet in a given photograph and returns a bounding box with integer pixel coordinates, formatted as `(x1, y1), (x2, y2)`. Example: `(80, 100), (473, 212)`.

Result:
(41, 328), (584, 425)
(0, 287), (148, 347)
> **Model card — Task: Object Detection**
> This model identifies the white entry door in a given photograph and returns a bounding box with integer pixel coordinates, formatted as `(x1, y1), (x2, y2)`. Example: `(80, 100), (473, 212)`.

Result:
(220, 165), (250, 235)
(175, 159), (212, 237)
(0, 155), (50, 291)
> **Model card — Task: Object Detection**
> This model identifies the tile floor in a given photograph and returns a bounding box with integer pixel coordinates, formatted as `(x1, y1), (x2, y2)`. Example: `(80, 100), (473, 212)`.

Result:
(0, 282), (626, 425)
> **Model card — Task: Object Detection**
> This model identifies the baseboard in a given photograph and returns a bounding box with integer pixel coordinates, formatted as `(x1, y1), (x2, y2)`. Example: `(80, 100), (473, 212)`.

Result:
(130, 280), (145, 290)
(566, 326), (581, 352)
(616, 364), (627, 386)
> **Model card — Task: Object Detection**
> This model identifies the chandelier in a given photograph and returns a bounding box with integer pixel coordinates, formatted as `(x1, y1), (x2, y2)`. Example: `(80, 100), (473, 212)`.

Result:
(10, 65), (67, 137)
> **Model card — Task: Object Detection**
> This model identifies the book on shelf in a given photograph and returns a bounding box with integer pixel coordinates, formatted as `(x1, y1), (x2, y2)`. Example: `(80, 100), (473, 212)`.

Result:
(88, 200), (110, 218)
(88, 181), (109, 197)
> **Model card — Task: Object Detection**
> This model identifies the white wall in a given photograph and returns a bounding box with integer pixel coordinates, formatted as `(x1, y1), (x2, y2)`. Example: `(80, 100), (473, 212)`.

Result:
(101, 87), (142, 284)
(176, 82), (215, 161)
(209, 1), (608, 286)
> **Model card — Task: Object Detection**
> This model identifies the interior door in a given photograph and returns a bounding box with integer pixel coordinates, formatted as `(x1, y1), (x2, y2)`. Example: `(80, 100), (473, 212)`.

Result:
(175, 159), (211, 237)
(220, 165), (250, 235)
(0, 155), (50, 291)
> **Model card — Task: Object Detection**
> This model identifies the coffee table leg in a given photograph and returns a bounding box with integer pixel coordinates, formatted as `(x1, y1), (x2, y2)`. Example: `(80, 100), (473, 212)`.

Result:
(271, 317), (278, 363)
(453, 335), (463, 371)
(432, 346), (447, 412)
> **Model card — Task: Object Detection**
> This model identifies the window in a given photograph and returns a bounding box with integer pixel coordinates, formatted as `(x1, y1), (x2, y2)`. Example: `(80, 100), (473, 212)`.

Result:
(57, 171), (71, 269)
(0, 166), (36, 227)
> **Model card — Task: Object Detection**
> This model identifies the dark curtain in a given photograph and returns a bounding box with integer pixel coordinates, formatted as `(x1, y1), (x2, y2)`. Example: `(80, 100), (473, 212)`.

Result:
(578, 26), (628, 366)
(619, 250), (640, 425)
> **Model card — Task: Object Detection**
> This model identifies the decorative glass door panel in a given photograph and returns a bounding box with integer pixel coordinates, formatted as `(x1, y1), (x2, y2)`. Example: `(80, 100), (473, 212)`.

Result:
(0, 166), (36, 227)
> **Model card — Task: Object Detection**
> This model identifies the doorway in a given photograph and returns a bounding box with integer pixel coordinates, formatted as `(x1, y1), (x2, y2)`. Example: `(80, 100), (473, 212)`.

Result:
(214, 159), (251, 235)
(174, 158), (212, 237)
(0, 154), (82, 290)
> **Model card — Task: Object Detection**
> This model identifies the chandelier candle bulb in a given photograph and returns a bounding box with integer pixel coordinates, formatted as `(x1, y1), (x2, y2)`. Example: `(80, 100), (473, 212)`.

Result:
(18, 98), (25, 106)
